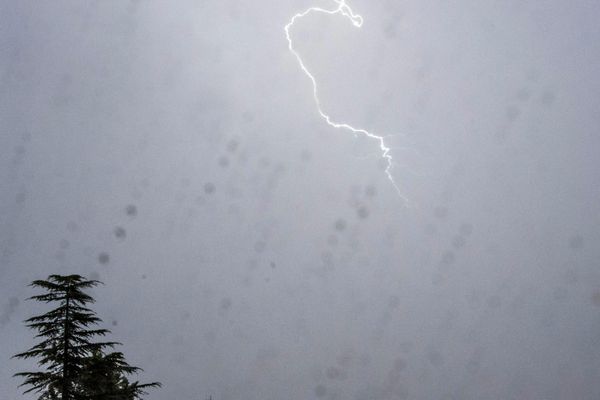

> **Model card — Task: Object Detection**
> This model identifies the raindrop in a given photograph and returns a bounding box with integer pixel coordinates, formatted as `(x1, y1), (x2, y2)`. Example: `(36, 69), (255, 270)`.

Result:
(452, 235), (466, 249)
(592, 291), (600, 307)
(300, 149), (312, 162)
(434, 206), (448, 219)
(125, 204), (137, 217)
(441, 251), (455, 265)
(459, 223), (473, 236)
(114, 226), (126, 239)
(227, 139), (239, 153)
(365, 185), (377, 197)
(314, 385), (327, 398)
(505, 105), (520, 122)
(334, 219), (347, 231)
(8, 297), (19, 308)
(568, 235), (584, 250)
(218, 155), (229, 168)
(204, 182), (216, 194)
(393, 358), (407, 372)
(254, 241), (266, 253)
(98, 252), (110, 265)
(427, 350), (444, 367)
(541, 90), (555, 107)
(357, 206), (369, 219)
(219, 297), (232, 311)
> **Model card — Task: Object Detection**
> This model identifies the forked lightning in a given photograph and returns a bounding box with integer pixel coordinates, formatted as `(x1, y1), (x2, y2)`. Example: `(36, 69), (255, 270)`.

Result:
(285, 0), (407, 201)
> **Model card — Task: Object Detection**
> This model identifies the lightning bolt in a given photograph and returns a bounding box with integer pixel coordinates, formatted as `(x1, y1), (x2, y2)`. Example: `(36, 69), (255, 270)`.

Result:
(285, 0), (408, 203)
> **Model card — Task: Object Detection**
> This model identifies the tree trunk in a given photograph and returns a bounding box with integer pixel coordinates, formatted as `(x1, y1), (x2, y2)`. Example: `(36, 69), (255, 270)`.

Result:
(62, 285), (71, 400)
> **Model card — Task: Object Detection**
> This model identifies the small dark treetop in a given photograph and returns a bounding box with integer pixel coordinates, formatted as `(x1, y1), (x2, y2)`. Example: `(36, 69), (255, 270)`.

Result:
(13, 274), (160, 400)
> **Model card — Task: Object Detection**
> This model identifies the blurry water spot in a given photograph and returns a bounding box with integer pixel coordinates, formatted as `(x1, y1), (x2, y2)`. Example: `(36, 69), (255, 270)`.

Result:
(226, 139), (239, 153)
(9, 297), (19, 308)
(541, 90), (555, 107)
(388, 295), (400, 309)
(204, 182), (216, 194)
(466, 348), (483, 373)
(383, 20), (398, 39)
(114, 226), (126, 240)
(336, 350), (355, 367)
(242, 111), (254, 123)
(254, 240), (266, 253)
(427, 350), (444, 367)
(98, 252), (110, 265)
(218, 155), (229, 168)
(270, 261), (276, 269)
(505, 105), (520, 122)
(552, 286), (568, 301)
(219, 297), (232, 313)
(441, 251), (455, 265)
(459, 223), (473, 236)
(125, 204), (137, 217)
(365, 185), (377, 197)
(15, 191), (26, 204)
(1, 297), (20, 326)
(359, 353), (371, 366)
(516, 88), (531, 101)
(399, 342), (414, 354)
(393, 357), (407, 372)
(321, 251), (334, 266)
(424, 224), (437, 235)
(111, 320), (118, 326)
(592, 291), (600, 307)
(204, 331), (216, 344)
(334, 219), (347, 232)
(452, 235), (466, 249)
(55, 251), (66, 262)
(59, 239), (70, 250)
(527, 69), (540, 82)
(568, 235), (584, 250)
(325, 366), (347, 380)
(248, 258), (259, 270)
(487, 295), (502, 309)
(564, 269), (578, 284)
(300, 149), (312, 162)
(357, 205), (369, 219)
(327, 234), (338, 247)
(314, 385), (327, 397)
(67, 221), (79, 232)
(432, 272), (445, 285)
(434, 206), (448, 219)
(259, 157), (271, 169)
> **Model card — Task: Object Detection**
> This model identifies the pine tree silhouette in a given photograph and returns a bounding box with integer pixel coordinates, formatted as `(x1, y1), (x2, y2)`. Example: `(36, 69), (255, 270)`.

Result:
(13, 274), (160, 400)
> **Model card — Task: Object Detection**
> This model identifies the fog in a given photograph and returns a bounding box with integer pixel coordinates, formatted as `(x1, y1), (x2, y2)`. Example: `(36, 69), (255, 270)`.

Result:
(1, 1), (600, 399)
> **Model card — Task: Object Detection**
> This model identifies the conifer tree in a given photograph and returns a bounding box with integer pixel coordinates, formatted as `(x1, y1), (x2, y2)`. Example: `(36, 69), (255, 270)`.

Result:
(77, 350), (160, 400)
(13, 274), (160, 400)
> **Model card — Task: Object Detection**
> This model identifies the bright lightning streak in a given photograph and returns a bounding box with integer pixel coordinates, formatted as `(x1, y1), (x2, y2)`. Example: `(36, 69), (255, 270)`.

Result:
(285, 0), (408, 202)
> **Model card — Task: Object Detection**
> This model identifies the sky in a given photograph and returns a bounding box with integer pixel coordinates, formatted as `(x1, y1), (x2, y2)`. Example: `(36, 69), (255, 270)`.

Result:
(1, 0), (600, 399)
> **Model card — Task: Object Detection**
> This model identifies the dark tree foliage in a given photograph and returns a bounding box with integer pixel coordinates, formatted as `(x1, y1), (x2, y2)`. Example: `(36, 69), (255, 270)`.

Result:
(77, 351), (160, 400)
(13, 274), (160, 400)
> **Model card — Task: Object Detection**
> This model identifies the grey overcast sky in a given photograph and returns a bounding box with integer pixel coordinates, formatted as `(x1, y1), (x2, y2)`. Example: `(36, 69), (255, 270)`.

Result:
(2, 0), (600, 399)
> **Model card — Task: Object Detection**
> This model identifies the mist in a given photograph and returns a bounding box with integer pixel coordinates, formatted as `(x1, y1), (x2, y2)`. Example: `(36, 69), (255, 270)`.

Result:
(2, 1), (600, 399)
